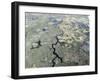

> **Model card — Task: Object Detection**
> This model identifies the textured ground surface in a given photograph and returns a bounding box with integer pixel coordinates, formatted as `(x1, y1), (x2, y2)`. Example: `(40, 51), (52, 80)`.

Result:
(25, 12), (89, 68)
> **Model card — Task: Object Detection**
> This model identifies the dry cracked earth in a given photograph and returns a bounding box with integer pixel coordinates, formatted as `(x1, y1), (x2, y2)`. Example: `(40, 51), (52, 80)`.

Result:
(25, 12), (89, 68)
